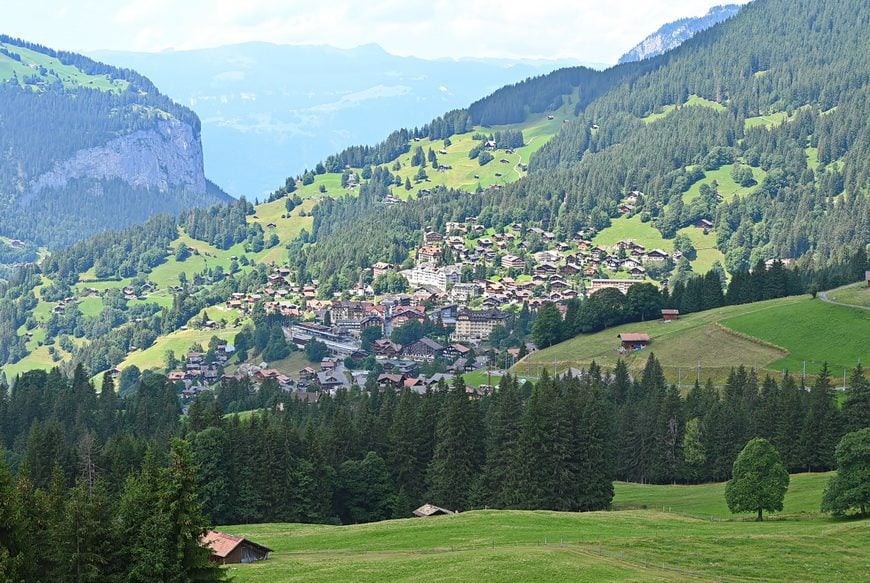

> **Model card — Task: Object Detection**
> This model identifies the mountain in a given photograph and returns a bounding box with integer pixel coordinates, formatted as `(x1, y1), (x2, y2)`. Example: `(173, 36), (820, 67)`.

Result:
(618, 4), (743, 64)
(0, 36), (229, 249)
(302, 0), (868, 281)
(91, 43), (594, 197)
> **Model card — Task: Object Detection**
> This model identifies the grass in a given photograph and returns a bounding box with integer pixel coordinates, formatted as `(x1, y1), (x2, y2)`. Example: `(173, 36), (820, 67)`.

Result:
(721, 297), (869, 374)
(613, 472), (832, 518)
(218, 473), (866, 582)
(682, 164), (767, 204)
(117, 325), (243, 373)
(744, 111), (788, 129)
(641, 95), (727, 124)
(0, 40), (129, 93)
(827, 281), (870, 308)
(675, 226), (725, 275)
(462, 370), (502, 388)
(516, 296), (811, 384)
(592, 215), (671, 251)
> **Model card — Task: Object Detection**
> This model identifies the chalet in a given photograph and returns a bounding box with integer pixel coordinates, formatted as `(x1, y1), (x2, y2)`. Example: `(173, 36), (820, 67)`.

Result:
(424, 230), (444, 244)
(661, 309), (680, 321)
(501, 254), (525, 269)
(391, 307), (427, 328)
(413, 504), (454, 517)
(694, 218), (714, 229)
(534, 262), (558, 276)
(377, 373), (406, 389)
(645, 249), (670, 262)
(373, 339), (403, 358)
(442, 343), (471, 360)
(316, 371), (346, 390)
(168, 371), (188, 382)
(418, 246), (442, 263)
(202, 531), (272, 564)
(618, 333), (651, 350)
(402, 337), (445, 361)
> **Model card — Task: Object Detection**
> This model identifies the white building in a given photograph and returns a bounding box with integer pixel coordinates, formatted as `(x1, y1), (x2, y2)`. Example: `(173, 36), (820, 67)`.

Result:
(400, 263), (462, 292)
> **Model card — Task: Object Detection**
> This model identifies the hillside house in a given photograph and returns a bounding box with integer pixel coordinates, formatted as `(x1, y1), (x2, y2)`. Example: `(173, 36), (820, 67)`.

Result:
(201, 531), (272, 564)
(619, 333), (651, 350)
(661, 309), (680, 321)
(402, 337), (445, 361)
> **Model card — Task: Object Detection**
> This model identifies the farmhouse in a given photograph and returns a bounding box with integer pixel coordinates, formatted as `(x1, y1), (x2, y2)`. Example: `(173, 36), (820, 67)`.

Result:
(201, 531), (272, 564)
(618, 333), (651, 350)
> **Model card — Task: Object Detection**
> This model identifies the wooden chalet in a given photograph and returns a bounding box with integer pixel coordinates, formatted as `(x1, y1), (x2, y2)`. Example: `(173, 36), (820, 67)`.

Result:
(618, 333), (651, 350)
(661, 309), (680, 321)
(201, 530), (272, 564)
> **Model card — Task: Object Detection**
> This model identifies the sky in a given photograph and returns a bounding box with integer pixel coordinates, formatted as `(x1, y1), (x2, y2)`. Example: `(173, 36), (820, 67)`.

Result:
(5, 0), (746, 63)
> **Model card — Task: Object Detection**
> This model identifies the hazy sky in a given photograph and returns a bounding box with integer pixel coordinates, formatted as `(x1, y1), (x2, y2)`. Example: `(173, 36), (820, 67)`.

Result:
(5, 1), (746, 63)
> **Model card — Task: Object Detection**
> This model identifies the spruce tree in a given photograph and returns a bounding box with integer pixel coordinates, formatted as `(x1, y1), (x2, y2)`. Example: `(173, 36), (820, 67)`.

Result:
(162, 438), (224, 582)
(842, 363), (869, 432)
(476, 374), (523, 507)
(427, 377), (483, 511)
(800, 363), (842, 471)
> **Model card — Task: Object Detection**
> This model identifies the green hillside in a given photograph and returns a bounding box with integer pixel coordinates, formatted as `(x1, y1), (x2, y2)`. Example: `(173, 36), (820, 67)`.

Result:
(219, 474), (866, 582)
(0, 39), (128, 92)
(516, 295), (867, 383)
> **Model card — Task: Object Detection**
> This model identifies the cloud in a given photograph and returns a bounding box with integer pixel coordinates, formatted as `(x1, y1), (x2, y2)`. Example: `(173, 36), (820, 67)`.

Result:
(10, 0), (749, 63)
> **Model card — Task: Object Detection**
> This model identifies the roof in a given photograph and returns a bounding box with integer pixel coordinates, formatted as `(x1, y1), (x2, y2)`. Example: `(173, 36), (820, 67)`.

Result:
(618, 333), (651, 342)
(661, 309), (680, 315)
(201, 530), (272, 558)
(413, 503), (455, 517)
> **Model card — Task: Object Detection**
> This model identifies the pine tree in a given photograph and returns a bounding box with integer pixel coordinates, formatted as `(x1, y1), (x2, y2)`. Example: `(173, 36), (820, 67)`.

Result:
(427, 377), (483, 510)
(162, 438), (225, 582)
(476, 374), (523, 507)
(388, 389), (426, 505)
(0, 451), (25, 581)
(800, 363), (843, 471)
(842, 363), (869, 432)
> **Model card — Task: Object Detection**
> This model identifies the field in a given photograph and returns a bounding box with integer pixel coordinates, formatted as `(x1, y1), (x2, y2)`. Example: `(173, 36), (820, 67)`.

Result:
(826, 282), (870, 308)
(721, 297), (869, 374)
(218, 473), (867, 582)
(516, 294), (868, 384)
(641, 94), (727, 124)
(682, 163), (768, 204)
(0, 40), (128, 93)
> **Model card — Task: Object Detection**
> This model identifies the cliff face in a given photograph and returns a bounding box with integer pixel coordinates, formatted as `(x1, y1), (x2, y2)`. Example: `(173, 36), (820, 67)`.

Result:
(618, 5), (742, 64)
(24, 117), (206, 204)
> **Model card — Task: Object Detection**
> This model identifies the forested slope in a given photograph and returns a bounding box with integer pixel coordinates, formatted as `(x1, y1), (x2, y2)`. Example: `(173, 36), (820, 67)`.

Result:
(0, 36), (229, 249)
(297, 0), (868, 282)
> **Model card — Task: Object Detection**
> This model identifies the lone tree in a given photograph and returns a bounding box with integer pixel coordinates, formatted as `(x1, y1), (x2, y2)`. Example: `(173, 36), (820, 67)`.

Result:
(821, 428), (870, 517)
(725, 438), (789, 521)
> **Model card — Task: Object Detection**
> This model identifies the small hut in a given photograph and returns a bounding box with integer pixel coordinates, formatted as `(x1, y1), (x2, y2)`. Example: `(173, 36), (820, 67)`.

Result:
(618, 333), (651, 350)
(413, 503), (454, 518)
(661, 309), (680, 321)
(201, 530), (272, 564)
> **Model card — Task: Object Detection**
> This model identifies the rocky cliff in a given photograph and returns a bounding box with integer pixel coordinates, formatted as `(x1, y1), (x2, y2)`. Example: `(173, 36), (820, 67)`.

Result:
(24, 117), (207, 204)
(618, 5), (742, 64)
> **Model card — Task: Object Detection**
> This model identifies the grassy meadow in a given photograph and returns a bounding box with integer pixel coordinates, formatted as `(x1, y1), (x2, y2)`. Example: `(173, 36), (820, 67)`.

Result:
(516, 294), (868, 384)
(827, 282), (870, 308)
(721, 297), (869, 374)
(219, 473), (867, 582)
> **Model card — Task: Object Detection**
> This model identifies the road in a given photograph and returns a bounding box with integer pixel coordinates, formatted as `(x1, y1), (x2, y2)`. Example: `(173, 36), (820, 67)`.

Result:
(818, 284), (870, 311)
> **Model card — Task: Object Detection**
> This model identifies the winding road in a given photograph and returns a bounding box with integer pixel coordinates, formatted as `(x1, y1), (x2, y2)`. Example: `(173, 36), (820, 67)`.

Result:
(818, 283), (870, 311)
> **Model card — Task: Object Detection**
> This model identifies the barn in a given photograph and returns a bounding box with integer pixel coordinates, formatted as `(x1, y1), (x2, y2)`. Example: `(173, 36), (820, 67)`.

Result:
(201, 530), (272, 564)
(661, 309), (680, 321)
(618, 333), (651, 350)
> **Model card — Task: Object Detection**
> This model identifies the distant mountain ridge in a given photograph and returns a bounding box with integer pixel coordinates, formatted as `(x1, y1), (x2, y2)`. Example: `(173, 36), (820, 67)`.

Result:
(0, 35), (229, 249)
(91, 43), (594, 197)
(618, 4), (742, 64)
